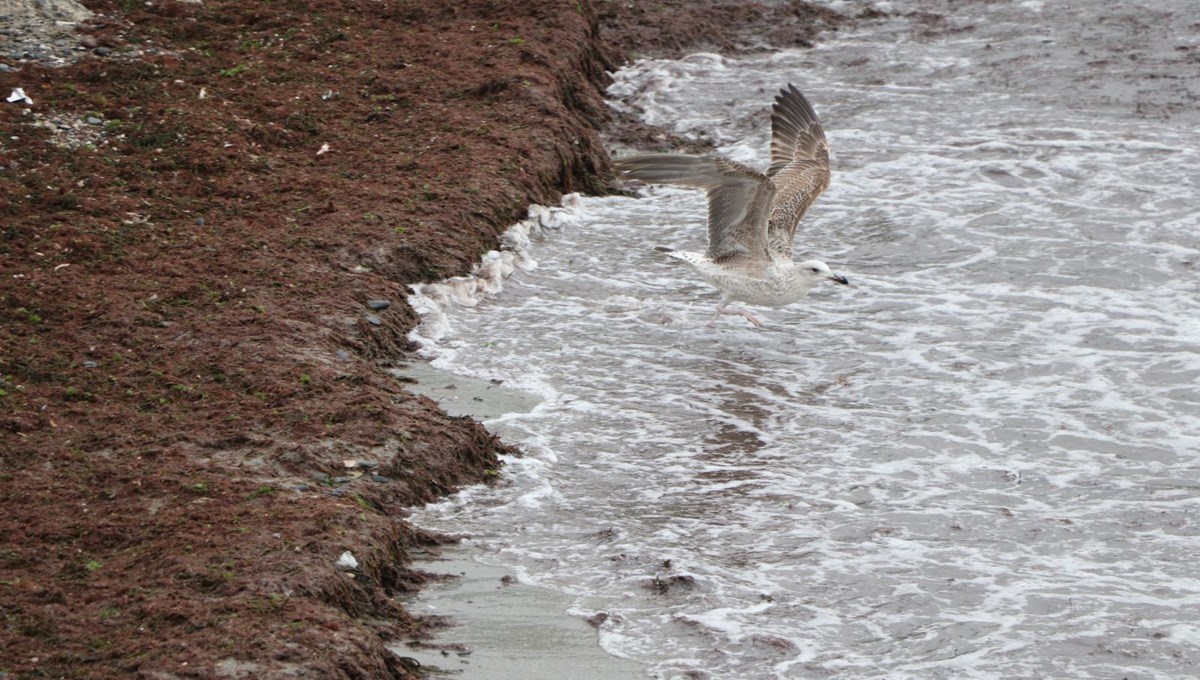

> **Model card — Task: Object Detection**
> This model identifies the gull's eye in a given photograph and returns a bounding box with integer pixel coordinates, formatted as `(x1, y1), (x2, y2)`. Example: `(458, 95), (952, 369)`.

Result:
(810, 266), (821, 273)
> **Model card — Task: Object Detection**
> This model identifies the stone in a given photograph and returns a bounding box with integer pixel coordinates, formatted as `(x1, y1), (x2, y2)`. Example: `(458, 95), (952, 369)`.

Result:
(368, 474), (389, 484)
(364, 314), (382, 326)
(335, 551), (358, 571)
(79, 35), (98, 49)
(366, 298), (390, 310)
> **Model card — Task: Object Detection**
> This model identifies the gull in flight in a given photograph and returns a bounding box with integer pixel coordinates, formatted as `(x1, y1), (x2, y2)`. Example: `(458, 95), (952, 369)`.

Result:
(614, 84), (848, 327)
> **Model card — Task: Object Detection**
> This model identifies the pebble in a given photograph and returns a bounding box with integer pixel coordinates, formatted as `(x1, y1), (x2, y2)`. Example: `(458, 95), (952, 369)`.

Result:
(0, 64), (10, 72)
(293, 484), (309, 492)
(86, 116), (102, 125)
(366, 298), (390, 310)
(335, 349), (350, 361)
(336, 551), (359, 571)
(365, 314), (382, 326)
(82, 361), (97, 368)
(94, 47), (109, 57)
(332, 476), (353, 485)
(368, 474), (390, 484)
(79, 35), (98, 49)
(309, 471), (330, 482)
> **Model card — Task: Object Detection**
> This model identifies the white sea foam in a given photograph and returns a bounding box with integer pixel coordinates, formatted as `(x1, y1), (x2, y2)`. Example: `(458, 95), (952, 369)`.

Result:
(407, 1), (1200, 678)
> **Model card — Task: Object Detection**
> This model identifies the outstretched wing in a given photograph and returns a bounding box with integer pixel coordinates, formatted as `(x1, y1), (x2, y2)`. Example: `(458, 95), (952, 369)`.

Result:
(766, 84), (831, 256)
(615, 154), (776, 263)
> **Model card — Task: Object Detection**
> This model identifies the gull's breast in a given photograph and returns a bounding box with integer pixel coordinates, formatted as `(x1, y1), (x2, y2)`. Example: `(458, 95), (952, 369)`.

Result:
(703, 265), (813, 307)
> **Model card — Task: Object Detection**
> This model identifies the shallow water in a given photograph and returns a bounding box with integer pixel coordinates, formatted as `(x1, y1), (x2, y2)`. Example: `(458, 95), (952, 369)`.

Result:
(407, 1), (1200, 678)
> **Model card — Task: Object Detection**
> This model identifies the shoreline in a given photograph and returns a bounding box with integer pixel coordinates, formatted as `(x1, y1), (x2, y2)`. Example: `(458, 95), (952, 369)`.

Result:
(0, 0), (845, 676)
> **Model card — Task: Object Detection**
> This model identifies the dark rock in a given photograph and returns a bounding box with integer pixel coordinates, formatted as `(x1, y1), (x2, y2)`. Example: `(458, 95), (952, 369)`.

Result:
(332, 476), (353, 485)
(646, 574), (698, 595)
(79, 35), (98, 49)
(93, 47), (110, 57)
(366, 298), (390, 310)
(82, 361), (98, 368)
(365, 314), (382, 326)
(368, 474), (389, 484)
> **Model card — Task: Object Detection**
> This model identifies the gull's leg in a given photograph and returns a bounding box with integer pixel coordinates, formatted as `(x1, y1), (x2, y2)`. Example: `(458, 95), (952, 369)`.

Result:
(710, 297), (732, 326)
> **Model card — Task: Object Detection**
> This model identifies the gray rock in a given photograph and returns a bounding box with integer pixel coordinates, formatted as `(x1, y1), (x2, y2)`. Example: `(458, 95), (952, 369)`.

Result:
(86, 116), (102, 125)
(309, 471), (330, 482)
(368, 474), (390, 484)
(365, 314), (382, 326)
(335, 349), (350, 361)
(93, 47), (109, 57)
(366, 298), (390, 310)
(82, 360), (97, 368)
(332, 476), (353, 485)
(0, 64), (11, 72)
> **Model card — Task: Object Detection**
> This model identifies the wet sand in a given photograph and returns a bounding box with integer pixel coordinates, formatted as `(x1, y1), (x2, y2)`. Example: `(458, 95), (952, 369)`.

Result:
(397, 551), (645, 679)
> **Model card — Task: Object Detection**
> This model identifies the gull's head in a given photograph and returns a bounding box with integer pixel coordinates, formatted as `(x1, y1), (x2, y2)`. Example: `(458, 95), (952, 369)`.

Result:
(798, 259), (850, 286)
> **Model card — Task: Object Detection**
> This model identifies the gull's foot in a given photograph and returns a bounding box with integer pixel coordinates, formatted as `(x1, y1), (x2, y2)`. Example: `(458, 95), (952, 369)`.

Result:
(713, 306), (764, 328)
(735, 309), (764, 328)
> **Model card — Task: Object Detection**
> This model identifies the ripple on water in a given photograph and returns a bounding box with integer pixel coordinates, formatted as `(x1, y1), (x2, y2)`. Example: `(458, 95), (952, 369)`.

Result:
(409, 1), (1200, 677)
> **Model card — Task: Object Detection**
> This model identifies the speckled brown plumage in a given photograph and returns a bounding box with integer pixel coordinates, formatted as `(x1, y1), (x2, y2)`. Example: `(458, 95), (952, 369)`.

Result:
(614, 84), (847, 326)
(766, 83), (832, 257)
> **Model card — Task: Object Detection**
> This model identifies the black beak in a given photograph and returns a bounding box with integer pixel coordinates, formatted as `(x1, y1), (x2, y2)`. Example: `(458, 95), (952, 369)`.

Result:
(832, 274), (850, 285)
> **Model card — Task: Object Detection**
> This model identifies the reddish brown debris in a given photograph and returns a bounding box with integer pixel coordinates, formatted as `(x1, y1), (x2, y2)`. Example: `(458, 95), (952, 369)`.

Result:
(0, 1), (840, 677)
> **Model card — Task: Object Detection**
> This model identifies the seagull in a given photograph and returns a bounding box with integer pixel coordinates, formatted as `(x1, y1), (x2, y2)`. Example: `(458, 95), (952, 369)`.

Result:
(614, 84), (849, 327)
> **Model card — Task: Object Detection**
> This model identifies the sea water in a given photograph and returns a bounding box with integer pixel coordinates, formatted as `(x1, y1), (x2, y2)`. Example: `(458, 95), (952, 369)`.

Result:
(406, 1), (1200, 677)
